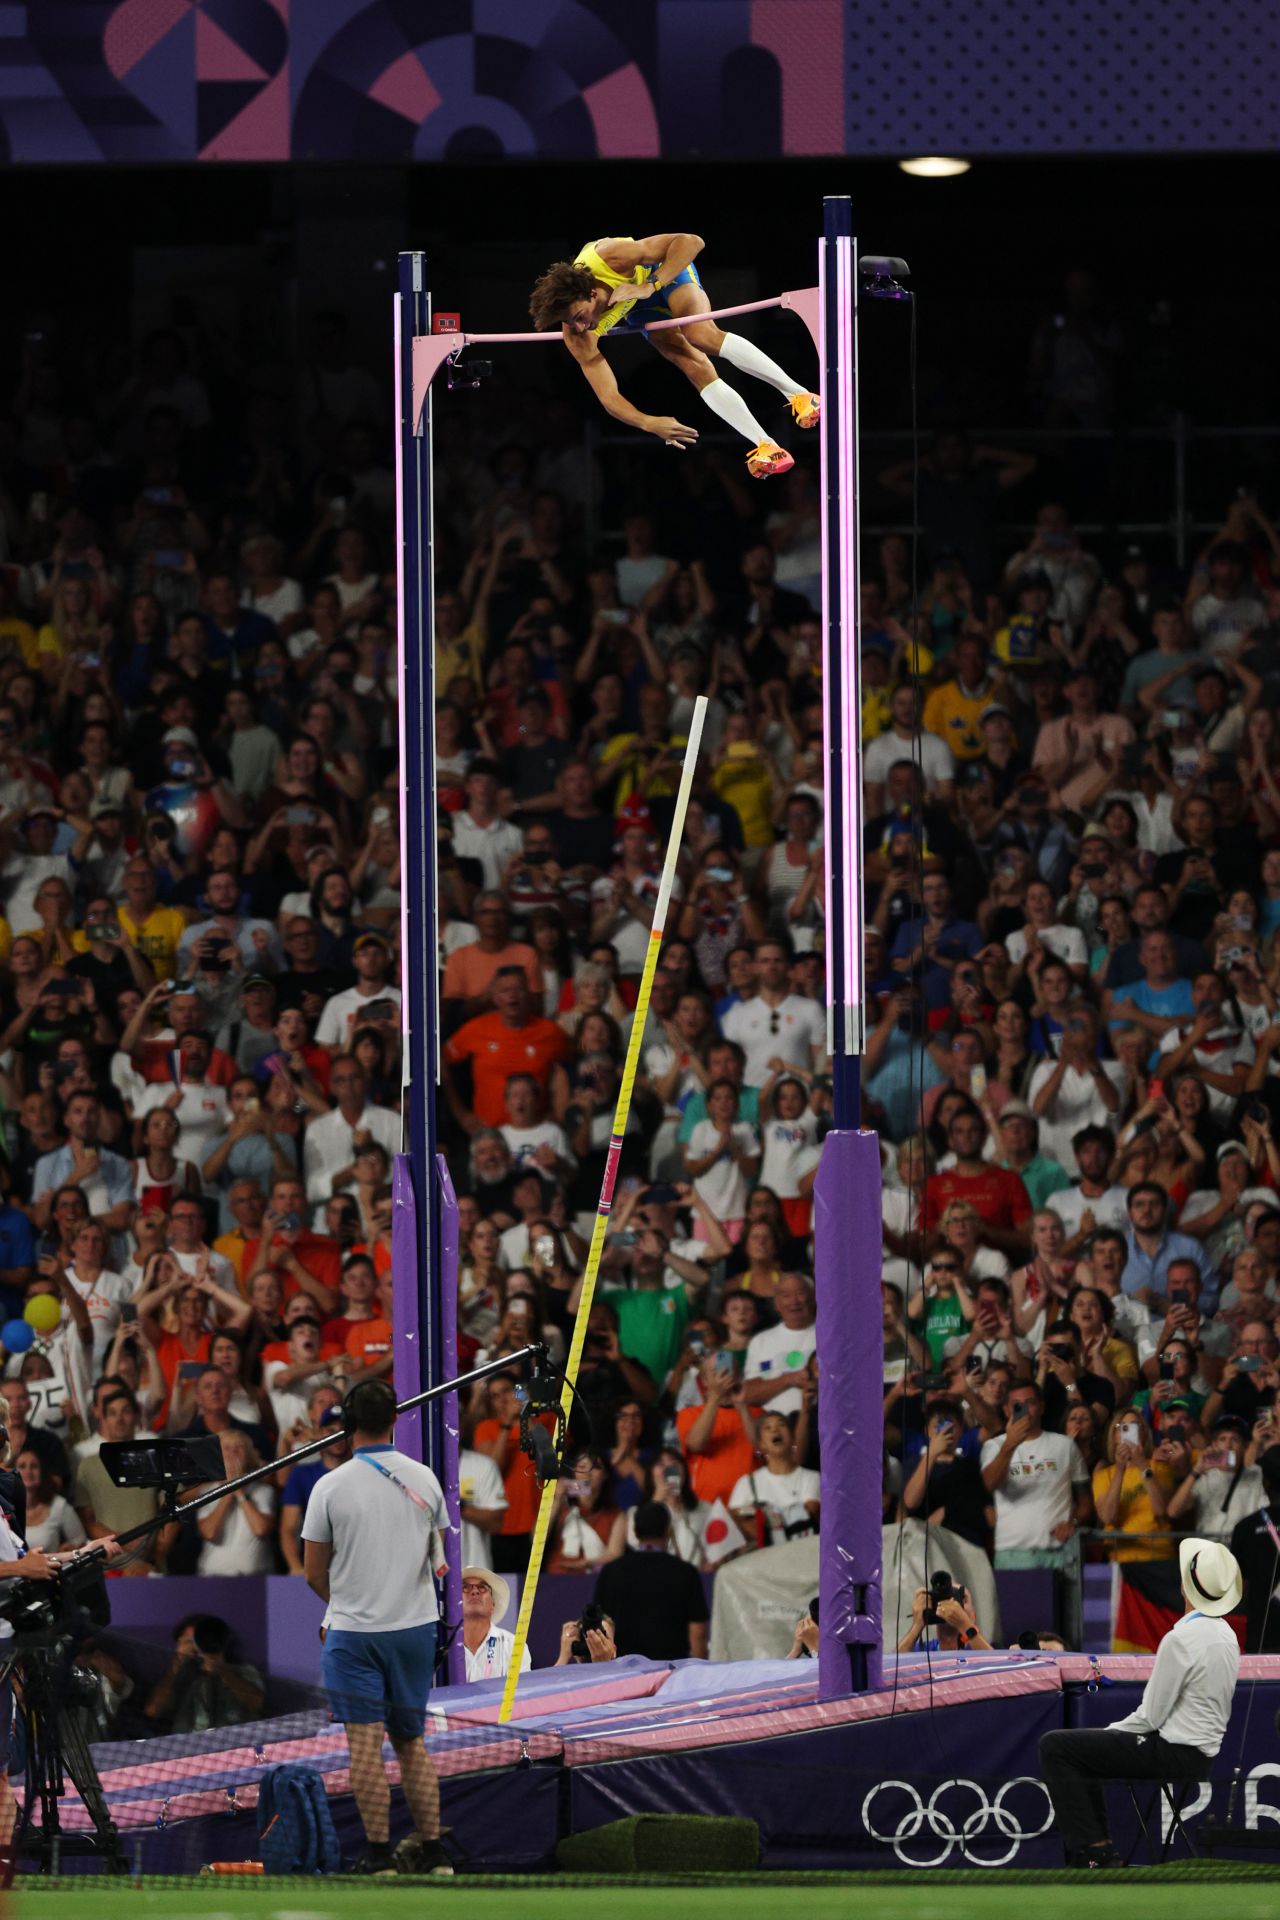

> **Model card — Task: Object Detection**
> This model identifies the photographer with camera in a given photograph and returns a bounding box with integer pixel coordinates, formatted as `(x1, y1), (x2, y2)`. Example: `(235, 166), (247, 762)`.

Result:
(303, 1377), (450, 1877)
(897, 1571), (993, 1653)
(553, 1602), (618, 1666)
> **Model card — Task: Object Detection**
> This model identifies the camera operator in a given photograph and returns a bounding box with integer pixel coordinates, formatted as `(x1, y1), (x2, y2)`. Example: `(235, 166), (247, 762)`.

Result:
(897, 1572), (993, 1653)
(0, 1410), (123, 1844)
(302, 1378), (450, 1877)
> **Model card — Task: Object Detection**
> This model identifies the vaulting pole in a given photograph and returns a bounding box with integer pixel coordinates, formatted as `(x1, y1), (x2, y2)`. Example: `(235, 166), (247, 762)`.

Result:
(496, 699), (708, 1721)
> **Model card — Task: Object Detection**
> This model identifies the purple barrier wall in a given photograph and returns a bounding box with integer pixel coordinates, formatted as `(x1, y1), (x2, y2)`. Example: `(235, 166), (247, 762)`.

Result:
(815, 1129), (884, 1699)
(390, 1151), (423, 1464)
(437, 1150), (463, 1685)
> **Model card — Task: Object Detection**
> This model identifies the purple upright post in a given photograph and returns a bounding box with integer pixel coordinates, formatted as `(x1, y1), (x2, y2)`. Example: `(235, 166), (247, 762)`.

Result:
(390, 1153), (423, 1465)
(436, 1151), (463, 1685)
(815, 1131), (884, 1700)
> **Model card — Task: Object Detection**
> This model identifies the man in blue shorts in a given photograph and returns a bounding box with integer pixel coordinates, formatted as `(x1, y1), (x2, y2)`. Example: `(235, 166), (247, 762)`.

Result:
(303, 1377), (450, 1876)
(530, 233), (819, 479)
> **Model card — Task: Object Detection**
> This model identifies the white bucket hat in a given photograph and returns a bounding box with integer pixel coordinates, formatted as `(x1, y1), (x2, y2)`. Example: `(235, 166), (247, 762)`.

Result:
(1178, 1537), (1243, 1618)
(461, 1564), (511, 1623)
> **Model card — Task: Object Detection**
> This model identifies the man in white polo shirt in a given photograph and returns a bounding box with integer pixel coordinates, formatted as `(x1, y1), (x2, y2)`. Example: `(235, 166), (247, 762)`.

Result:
(303, 1378), (450, 1876)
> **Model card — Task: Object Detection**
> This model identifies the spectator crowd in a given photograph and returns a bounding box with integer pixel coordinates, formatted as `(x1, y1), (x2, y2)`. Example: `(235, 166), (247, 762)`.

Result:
(2, 307), (1280, 1653)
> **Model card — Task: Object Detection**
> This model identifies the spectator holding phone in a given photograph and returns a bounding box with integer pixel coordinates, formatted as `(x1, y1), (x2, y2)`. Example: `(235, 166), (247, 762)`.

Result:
(901, 1398), (993, 1546)
(1091, 1410), (1175, 1561)
(1167, 1412), (1263, 1539)
(981, 1379), (1092, 1639)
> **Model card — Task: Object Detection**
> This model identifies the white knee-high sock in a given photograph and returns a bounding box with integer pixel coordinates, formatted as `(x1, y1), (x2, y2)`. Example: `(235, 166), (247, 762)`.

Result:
(700, 375), (771, 446)
(717, 331), (806, 399)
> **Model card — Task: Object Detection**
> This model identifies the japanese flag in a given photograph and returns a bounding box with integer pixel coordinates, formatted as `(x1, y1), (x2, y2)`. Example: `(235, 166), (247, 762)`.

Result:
(701, 1499), (742, 1567)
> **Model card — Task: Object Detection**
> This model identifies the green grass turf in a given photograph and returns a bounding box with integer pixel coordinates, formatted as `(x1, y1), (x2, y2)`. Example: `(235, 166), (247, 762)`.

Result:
(12, 1870), (1280, 1920)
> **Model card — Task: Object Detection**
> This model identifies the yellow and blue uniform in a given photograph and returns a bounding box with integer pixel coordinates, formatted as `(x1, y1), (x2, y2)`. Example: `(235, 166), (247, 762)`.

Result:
(573, 238), (703, 338)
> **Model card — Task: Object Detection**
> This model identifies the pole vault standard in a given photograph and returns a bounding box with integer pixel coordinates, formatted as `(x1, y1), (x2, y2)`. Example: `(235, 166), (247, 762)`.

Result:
(393, 201), (881, 1699)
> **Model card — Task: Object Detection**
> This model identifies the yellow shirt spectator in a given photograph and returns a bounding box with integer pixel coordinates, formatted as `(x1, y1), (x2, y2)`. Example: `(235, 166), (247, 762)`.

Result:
(0, 616), (38, 669)
(922, 677), (992, 761)
(119, 904), (188, 980)
(711, 745), (774, 849)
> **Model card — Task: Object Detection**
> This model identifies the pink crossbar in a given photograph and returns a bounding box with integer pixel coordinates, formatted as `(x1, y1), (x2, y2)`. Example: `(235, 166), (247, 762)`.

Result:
(411, 286), (820, 430)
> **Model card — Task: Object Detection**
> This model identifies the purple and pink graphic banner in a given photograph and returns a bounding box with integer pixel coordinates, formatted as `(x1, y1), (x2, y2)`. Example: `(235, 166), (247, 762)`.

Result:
(1, 1), (1270, 165)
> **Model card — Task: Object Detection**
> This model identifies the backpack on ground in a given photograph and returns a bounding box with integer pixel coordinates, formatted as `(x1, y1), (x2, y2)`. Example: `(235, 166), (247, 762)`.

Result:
(257, 1762), (341, 1874)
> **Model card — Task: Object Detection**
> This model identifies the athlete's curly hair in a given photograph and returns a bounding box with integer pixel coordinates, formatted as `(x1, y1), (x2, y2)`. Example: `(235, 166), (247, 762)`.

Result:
(529, 261), (597, 331)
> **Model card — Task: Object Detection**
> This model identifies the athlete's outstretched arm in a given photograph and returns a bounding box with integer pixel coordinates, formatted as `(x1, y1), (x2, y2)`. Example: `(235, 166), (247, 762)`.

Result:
(564, 332), (697, 448)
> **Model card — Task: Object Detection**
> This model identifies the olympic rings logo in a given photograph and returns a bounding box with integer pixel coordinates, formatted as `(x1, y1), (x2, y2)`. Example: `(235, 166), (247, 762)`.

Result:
(860, 1776), (1055, 1867)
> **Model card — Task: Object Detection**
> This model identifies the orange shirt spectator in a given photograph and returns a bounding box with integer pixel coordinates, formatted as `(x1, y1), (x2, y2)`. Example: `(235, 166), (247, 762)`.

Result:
(473, 1414), (543, 1536)
(345, 1317), (392, 1365)
(444, 1011), (568, 1127)
(676, 1403), (757, 1506)
(152, 1330), (212, 1429)
(243, 1227), (343, 1305)
(442, 940), (541, 1007)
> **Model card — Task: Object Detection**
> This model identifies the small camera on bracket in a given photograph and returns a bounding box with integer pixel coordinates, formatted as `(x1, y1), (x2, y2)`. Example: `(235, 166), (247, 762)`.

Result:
(446, 356), (493, 391)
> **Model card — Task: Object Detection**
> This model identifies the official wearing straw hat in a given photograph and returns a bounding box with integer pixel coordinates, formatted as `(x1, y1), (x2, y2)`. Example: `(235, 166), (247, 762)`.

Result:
(461, 1566), (533, 1685)
(1039, 1536), (1242, 1867)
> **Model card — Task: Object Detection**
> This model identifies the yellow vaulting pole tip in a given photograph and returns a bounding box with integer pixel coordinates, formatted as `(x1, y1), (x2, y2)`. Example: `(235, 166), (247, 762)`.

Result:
(495, 698), (707, 1722)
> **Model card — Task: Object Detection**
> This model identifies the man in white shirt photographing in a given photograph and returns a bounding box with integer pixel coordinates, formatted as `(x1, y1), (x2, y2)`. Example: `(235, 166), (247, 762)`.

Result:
(302, 1378), (450, 1876)
(1039, 1536), (1242, 1868)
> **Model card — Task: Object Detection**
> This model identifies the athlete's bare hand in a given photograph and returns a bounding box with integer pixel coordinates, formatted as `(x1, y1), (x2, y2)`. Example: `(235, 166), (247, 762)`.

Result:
(649, 417), (699, 449)
(629, 280), (659, 302)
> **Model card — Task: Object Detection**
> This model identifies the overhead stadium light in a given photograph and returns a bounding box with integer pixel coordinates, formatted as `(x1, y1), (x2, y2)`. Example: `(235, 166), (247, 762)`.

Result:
(898, 155), (971, 179)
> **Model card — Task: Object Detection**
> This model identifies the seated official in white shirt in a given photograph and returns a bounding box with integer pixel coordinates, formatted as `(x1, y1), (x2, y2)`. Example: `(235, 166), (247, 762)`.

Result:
(1039, 1536), (1241, 1868)
(460, 1565), (531, 1684)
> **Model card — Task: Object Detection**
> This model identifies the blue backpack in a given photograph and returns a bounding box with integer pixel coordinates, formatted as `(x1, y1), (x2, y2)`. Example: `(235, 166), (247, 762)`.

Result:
(257, 1763), (341, 1875)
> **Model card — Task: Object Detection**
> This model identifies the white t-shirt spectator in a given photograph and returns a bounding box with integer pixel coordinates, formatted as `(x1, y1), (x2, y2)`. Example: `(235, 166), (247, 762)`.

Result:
(729, 1464), (821, 1546)
(499, 1120), (576, 1176)
(1005, 923), (1088, 971)
(980, 1430), (1087, 1552)
(1191, 590), (1265, 657)
(302, 1102), (401, 1208)
(197, 1482), (277, 1575)
(450, 812), (523, 892)
(61, 1267), (133, 1366)
(744, 1318), (817, 1417)
(24, 1495), (87, 1555)
(862, 729), (955, 794)
(759, 1108), (821, 1199)
(1047, 1183), (1130, 1238)
(242, 578), (304, 628)
(721, 995), (826, 1087)
(315, 983), (402, 1048)
(1026, 1057), (1127, 1175)
(1155, 1023), (1252, 1119)
(134, 1080), (229, 1174)
(459, 1445), (507, 1572)
(686, 1118), (760, 1223)
(1183, 1464), (1263, 1542)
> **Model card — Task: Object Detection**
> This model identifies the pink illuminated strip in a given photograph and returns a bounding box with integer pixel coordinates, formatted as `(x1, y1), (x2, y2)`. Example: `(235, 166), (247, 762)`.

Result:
(836, 234), (864, 1049)
(818, 239), (834, 1051)
(393, 292), (410, 1032)
(818, 235), (864, 1054)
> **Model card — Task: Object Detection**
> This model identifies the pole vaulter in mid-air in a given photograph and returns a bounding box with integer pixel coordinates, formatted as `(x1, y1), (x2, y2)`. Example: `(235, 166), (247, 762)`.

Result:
(528, 232), (820, 478)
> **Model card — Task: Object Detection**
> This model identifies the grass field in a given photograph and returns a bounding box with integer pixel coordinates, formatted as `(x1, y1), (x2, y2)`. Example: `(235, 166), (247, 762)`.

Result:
(12, 1869), (1280, 1920)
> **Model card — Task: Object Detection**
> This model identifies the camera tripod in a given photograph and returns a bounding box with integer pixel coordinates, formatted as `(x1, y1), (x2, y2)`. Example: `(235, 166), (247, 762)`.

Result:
(1, 1630), (126, 1875)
